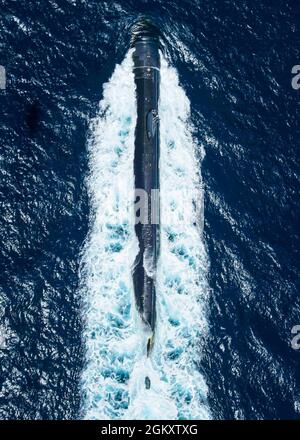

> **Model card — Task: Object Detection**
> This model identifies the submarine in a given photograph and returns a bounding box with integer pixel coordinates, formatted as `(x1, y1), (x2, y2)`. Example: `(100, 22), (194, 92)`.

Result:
(131, 21), (160, 357)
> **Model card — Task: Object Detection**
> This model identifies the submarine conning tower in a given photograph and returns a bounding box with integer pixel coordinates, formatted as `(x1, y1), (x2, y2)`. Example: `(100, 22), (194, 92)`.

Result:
(131, 22), (160, 350)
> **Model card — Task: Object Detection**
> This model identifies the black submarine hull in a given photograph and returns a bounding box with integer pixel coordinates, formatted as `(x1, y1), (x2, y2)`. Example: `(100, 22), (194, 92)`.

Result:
(132, 34), (160, 338)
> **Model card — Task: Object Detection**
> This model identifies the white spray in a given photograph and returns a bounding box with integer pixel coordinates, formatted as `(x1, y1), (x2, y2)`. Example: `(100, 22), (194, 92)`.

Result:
(80, 51), (210, 420)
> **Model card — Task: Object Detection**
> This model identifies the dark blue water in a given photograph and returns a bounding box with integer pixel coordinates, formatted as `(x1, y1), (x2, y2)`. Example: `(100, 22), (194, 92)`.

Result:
(0, 0), (299, 419)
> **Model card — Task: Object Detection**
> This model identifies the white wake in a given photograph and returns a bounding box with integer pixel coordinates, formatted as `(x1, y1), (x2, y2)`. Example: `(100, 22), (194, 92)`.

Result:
(80, 51), (210, 420)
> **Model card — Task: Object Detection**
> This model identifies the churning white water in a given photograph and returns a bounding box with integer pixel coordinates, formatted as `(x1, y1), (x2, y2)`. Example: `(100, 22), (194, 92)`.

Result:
(80, 51), (210, 420)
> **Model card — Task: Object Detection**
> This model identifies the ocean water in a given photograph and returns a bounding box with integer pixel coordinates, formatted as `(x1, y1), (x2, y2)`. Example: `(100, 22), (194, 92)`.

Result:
(0, 0), (299, 420)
